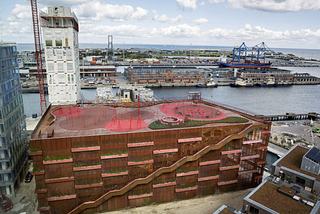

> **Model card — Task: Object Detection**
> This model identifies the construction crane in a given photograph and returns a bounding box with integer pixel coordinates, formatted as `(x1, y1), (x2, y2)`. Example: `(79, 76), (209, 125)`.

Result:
(30, 0), (47, 115)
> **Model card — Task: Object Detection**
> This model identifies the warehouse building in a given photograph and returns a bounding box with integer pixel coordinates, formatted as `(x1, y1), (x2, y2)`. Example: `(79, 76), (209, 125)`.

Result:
(126, 66), (205, 84)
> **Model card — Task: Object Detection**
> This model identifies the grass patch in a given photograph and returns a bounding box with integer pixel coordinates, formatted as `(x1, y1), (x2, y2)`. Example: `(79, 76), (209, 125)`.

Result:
(101, 151), (127, 156)
(73, 162), (101, 168)
(148, 117), (248, 129)
(44, 152), (71, 162)
(131, 159), (152, 163)
(106, 170), (127, 174)
(30, 146), (41, 153)
(35, 185), (43, 191)
(33, 166), (41, 173)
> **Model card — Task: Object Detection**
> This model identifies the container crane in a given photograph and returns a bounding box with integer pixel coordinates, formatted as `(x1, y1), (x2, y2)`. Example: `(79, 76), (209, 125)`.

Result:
(30, 0), (47, 115)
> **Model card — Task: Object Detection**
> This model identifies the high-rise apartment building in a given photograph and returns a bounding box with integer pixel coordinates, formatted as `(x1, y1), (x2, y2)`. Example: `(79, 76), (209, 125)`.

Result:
(0, 42), (28, 197)
(40, 6), (81, 105)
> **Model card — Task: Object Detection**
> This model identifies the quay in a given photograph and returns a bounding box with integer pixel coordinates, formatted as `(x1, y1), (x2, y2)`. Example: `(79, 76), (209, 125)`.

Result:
(267, 143), (287, 157)
(259, 112), (320, 121)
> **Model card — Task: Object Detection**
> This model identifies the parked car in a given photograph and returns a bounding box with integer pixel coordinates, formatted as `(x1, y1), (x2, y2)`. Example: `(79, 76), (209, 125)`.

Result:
(25, 171), (33, 183)
(0, 195), (13, 212)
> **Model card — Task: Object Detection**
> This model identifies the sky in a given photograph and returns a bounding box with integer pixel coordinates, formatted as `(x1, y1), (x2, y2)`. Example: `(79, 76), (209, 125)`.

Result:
(0, 0), (320, 49)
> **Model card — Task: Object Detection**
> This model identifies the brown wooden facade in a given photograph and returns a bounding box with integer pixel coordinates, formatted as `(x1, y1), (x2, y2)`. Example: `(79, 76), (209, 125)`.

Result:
(30, 120), (271, 214)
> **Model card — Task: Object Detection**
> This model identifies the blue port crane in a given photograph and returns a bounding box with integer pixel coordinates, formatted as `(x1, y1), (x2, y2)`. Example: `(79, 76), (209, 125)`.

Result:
(232, 42), (273, 63)
(250, 42), (273, 62)
(232, 42), (248, 63)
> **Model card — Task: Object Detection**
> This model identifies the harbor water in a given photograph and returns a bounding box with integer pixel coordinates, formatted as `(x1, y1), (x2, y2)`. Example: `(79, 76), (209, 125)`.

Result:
(22, 67), (320, 117)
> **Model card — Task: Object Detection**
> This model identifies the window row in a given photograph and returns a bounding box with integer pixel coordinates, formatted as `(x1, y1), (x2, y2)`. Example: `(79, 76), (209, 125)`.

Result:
(47, 62), (74, 71)
(48, 74), (75, 85)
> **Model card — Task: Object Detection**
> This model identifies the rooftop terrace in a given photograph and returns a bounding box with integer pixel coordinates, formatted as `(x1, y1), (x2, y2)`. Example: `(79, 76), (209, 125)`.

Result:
(32, 97), (260, 139)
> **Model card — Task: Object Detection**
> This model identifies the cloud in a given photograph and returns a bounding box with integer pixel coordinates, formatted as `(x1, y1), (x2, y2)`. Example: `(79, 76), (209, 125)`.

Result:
(73, 2), (148, 22)
(38, 0), (87, 7)
(76, 21), (320, 47)
(0, 21), (33, 42)
(204, 24), (320, 46)
(80, 24), (148, 38)
(208, 0), (225, 3)
(176, 0), (197, 10)
(226, 0), (320, 12)
(199, 2), (205, 6)
(192, 18), (209, 24)
(7, 4), (31, 21)
(151, 12), (182, 23)
(151, 24), (201, 37)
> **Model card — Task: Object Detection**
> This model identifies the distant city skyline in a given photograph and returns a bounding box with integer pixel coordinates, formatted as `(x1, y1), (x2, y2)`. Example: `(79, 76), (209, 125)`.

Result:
(1, 0), (319, 49)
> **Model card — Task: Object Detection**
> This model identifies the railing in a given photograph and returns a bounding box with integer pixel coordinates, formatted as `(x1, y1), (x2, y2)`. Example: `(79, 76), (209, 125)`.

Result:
(31, 103), (52, 139)
(68, 121), (267, 214)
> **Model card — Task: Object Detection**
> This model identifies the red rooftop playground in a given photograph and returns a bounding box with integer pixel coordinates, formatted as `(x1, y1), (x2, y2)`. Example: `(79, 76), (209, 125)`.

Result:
(29, 93), (271, 214)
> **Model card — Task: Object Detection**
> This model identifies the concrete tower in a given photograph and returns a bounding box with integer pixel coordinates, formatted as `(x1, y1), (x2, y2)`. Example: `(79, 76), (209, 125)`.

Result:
(40, 6), (81, 105)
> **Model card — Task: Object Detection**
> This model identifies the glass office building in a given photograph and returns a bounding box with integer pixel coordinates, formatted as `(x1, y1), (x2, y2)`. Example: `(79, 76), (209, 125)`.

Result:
(0, 42), (28, 197)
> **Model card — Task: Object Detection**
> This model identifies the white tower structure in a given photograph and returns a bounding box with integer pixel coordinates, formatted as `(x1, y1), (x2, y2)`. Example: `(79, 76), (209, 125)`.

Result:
(40, 6), (81, 105)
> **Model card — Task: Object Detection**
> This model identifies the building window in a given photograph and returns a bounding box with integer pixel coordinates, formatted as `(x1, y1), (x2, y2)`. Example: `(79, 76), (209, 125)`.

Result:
(46, 40), (52, 46)
(249, 206), (259, 214)
(56, 50), (63, 60)
(58, 74), (65, 84)
(66, 49), (72, 60)
(56, 40), (62, 46)
(296, 176), (305, 186)
(58, 63), (63, 71)
(67, 63), (73, 70)
(48, 63), (54, 72)
(65, 38), (68, 46)
(47, 49), (54, 60)
(71, 74), (74, 83)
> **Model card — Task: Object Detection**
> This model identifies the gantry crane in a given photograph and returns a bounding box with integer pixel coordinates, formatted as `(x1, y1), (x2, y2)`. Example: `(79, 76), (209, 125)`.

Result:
(30, 0), (47, 115)
(232, 42), (273, 63)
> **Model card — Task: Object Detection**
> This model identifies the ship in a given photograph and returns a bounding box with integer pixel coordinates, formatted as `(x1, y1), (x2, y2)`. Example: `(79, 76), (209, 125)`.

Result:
(230, 78), (254, 87)
(218, 60), (272, 68)
(196, 78), (218, 88)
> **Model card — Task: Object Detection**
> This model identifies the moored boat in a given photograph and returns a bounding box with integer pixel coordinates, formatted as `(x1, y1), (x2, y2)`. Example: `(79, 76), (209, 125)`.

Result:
(196, 78), (218, 88)
(230, 78), (254, 87)
(218, 61), (272, 68)
(256, 77), (277, 87)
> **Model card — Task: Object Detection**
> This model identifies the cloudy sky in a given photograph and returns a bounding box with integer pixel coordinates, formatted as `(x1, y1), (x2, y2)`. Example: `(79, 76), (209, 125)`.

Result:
(1, 0), (320, 49)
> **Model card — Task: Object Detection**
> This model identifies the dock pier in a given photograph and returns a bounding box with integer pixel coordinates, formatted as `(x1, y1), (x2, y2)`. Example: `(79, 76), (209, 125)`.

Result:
(259, 112), (320, 121)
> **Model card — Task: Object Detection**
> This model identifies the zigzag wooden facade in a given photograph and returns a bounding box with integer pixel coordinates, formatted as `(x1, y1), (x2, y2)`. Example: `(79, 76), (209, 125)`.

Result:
(30, 100), (271, 214)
